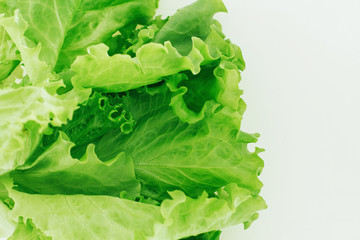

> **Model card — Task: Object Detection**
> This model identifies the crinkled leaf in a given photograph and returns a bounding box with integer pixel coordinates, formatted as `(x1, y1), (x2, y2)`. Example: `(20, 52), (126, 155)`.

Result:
(0, 177), (15, 239)
(0, 0), (265, 238)
(95, 90), (263, 200)
(11, 132), (140, 198)
(154, 184), (266, 239)
(0, 63), (27, 89)
(0, 10), (53, 82)
(0, 83), (90, 174)
(51, 92), (136, 158)
(124, 16), (168, 55)
(0, 31), (19, 81)
(8, 183), (265, 240)
(0, 6), (20, 81)
(8, 217), (50, 240)
(9, 189), (163, 240)
(166, 60), (246, 124)
(0, 60), (19, 81)
(0, 0), (158, 81)
(70, 15), (245, 95)
(0, 181), (7, 202)
(55, 0), (158, 70)
(70, 38), (218, 92)
(153, 0), (227, 55)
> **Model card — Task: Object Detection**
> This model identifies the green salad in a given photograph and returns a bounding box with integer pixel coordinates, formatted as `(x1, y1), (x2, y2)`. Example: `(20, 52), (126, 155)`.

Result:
(0, 0), (266, 239)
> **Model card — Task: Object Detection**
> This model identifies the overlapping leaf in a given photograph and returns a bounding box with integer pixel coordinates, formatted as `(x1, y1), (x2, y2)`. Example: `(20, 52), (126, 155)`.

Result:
(0, 201), (15, 238)
(0, 83), (90, 174)
(11, 132), (140, 198)
(153, 0), (226, 55)
(0, 0), (265, 239)
(0, 0), (158, 82)
(7, 183), (265, 240)
(95, 90), (263, 200)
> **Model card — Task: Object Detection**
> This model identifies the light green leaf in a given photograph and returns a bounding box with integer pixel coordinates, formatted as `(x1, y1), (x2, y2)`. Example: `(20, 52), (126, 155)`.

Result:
(153, 0), (227, 55)
(203, 21), (246, 71)
(0, 0), (158, 82)
(0, 201), (15, 238)
(0, 174), (15, 239)
(0, 0), (266, 238)
(0, 83), (90, 174)
(165, 60), (246, 124)
(70, 13), (245, 95)
(95, 90), (263, 200)
(11, 132), (140, 198)
(54, 91), (136, 159)
(0, 60), (19, 81)
(6, 0), (82, 69)
(8, 217), (50, 240)
(0, 63), (26, 89)
(0, 10), (53, 82)
(70, 38), (218, 92)
(56, 0), (158, 71)
(0, 34), (19, 79)
(154, 184), (266, 239)
(8, 183), (265, 240)
(0, 5), (20, 81)
(9, 189), (163, 240)
(153, 0), (245, 73)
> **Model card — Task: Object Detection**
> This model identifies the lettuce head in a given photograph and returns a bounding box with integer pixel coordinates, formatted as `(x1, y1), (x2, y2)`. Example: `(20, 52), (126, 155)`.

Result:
(0, 0), (266, 239)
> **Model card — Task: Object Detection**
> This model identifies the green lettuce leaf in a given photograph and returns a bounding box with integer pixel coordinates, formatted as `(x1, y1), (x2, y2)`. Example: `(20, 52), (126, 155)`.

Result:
(0, 10), (53, 82)
(154, 184), (266, 239)
(0, 63), (25, 89)
(0, 60), (19, 81)
(0, 31), (20, 81)
(0, 3), (20, 81)
(0, 0), (158, 82)
(0, 201), (15, 238)
(153, 0), (226, 55)
(11, 132), (140, 198)
(70, 2), (244, 95)
(70, 38), (218, 92)
(51, 91), (136, 158)
(166, 60), (246, 124)
(123, 16), (169, 55)
(0, 83), (90, 174)
(8, 188), (163, 240)
(0, 0), (265, 238)
(95, 89), (263, 200)
(9, 217), (50, 240)
(56, 0), (158, 71)
(0, 174), (15, 238)
(7, 183), (265, 240)
(0, 182), (7, 202)
(153, 0), (245, 70)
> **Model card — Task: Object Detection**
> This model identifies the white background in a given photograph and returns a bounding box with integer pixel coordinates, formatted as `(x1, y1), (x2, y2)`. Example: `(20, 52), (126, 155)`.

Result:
(158, 0), (360, 240)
